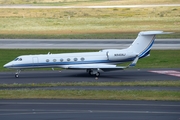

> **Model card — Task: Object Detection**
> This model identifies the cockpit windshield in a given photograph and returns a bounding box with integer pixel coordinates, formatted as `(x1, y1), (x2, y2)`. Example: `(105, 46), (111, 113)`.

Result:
(14, 58), (22, 61)
(14, 58), (19, 61)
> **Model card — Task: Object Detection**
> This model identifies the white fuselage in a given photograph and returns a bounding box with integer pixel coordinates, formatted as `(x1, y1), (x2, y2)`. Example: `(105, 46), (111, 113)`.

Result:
(4, 49), (137, 69)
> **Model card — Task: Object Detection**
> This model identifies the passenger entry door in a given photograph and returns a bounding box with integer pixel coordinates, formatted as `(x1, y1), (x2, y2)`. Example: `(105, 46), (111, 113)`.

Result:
(32, 57), (39, 65)
(106, 51), (109, 60)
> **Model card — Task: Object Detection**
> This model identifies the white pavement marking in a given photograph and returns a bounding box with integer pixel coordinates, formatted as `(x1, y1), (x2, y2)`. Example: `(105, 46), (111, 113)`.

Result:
(150, 70), (180, 78)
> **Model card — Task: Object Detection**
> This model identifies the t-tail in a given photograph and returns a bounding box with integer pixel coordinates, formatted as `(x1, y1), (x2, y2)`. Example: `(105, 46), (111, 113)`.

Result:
(127, 31), (172, 58)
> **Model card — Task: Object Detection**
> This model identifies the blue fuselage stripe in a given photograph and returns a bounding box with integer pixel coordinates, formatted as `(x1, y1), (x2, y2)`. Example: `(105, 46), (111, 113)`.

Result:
(12, 58), (135, 68)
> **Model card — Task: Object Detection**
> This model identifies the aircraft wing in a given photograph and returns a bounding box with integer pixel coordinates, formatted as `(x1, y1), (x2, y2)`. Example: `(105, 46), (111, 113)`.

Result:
(67, 64), (118, 69)
(66, 64), (126, 72)
(65, 56), (139, 72)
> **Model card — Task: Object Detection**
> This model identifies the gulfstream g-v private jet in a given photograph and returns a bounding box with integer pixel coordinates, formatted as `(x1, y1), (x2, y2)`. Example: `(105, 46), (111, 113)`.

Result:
(4, 31), (171, 78)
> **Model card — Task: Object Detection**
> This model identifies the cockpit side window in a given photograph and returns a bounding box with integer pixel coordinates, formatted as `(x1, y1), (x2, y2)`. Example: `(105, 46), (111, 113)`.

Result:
(14, 58), (19, 61)
(19, 58), (22, 61)
(13, 58), (22, 61)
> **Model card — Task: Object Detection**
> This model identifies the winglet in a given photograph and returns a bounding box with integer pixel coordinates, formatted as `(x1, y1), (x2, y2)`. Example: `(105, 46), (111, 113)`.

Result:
(129, 56), (139, 67)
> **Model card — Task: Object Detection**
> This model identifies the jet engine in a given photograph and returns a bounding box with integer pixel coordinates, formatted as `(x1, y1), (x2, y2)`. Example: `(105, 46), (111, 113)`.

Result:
(101, 49), (137, 61)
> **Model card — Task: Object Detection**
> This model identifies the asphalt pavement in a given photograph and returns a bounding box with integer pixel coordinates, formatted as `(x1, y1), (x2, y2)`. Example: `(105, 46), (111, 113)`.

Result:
(0, 39), (180, 49)
(0, 69), (180, 91)
(1, 69), (180, 84)
(0, 99), (179, 120)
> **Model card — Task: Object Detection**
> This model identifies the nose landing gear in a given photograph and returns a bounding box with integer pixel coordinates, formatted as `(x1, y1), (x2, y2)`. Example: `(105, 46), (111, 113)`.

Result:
(15, 70), (21, 78)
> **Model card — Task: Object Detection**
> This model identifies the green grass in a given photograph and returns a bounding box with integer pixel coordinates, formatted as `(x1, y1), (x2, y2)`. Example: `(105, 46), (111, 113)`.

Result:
(0, 81), (179, 100)
(0, 90), (179, 100)
(1, 80), (180, 100)
(136, 50), (180, 68)
(1, 81), (180, 88)
(1, 49), (180, 71)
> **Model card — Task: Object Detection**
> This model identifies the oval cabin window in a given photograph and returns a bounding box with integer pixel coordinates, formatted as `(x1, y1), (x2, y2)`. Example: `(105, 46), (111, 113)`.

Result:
(67, 58), (70, 61)
(74, 58), (78, 61)
(53, 59), (56, 62)
(46, 59), (49, 62)
(81, 57), (85, 61)
(60, 59), (63, 62)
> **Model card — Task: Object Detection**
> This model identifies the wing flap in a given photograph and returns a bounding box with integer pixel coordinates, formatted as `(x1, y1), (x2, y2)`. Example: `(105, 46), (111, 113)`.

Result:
(67, 64), (117, 69)
(65, 64), (126, 72)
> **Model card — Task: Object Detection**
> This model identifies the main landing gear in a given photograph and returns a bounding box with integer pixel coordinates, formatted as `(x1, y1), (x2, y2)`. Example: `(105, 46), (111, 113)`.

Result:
(15, 69), (21, 78)
(87, 69), (101, 77)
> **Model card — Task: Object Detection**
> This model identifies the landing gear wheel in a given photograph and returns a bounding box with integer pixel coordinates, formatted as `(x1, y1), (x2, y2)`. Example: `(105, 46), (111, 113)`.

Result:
(87, 69), (100, 77)
(15, 69), (21, 78)
(88, 70), (93, 76)
(15, 74), (19, 78)
(95, 72), (100, 77)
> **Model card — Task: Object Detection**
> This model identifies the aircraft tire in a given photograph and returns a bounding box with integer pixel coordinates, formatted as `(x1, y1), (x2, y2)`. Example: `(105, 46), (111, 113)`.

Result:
(88, 70), (93, 75)
(15, 74), (19, 78)
(95, 72), (100, 77)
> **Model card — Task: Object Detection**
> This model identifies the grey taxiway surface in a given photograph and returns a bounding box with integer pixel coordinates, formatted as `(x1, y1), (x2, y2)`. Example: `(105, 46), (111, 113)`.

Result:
(0, 39), (180, 49)
(0, 99), (180, 120)
(1, 69), (180, 83)
(1, 69), (180, 91)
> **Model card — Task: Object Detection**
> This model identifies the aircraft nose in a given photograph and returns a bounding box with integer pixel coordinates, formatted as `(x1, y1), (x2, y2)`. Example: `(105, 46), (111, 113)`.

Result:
(3, 62), (12, 68)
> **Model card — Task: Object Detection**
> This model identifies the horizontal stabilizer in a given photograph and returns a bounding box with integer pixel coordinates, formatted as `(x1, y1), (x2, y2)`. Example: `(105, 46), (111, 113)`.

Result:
(139, 31), (173, 36)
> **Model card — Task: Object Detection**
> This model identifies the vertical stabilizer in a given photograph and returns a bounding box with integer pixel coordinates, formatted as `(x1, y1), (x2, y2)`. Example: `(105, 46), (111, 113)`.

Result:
(127, 31), (172, 58)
